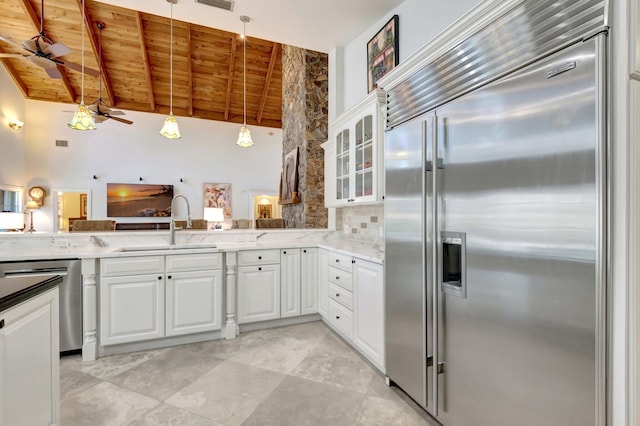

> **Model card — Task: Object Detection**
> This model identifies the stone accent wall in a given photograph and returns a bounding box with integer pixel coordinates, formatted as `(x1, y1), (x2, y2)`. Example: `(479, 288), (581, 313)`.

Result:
(281, 46), (328, 228)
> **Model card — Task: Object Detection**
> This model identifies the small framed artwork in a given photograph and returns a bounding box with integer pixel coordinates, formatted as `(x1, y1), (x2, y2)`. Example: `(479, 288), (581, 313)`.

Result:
(367, 15), (399, 93)
(80, 193), (87, 218)
(279, 147), (301, 205)
(204, 183), (232, 218)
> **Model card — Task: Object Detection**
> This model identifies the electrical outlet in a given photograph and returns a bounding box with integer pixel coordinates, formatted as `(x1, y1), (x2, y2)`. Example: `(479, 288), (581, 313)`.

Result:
(343, 224), (349, 234)
(378, 226), (384, 237)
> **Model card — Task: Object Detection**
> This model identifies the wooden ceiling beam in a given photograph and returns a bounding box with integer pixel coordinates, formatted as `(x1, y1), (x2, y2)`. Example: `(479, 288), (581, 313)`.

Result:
(135, 12), (155, 111)
(257, 42), (278, 125)
(75, 0), (115, 106)
(0, 59), (28, 97)
(187, 23), (193, 116)
(223, 35), (237, 121)
(57, 65), (76, 102)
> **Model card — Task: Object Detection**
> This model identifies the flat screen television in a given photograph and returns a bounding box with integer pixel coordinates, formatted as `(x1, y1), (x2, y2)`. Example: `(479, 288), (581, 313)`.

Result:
(106, 183), (173, 217)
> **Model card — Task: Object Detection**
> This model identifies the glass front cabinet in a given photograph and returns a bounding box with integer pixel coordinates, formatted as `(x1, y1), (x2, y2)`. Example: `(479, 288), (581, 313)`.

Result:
(323, 89), (385, 207)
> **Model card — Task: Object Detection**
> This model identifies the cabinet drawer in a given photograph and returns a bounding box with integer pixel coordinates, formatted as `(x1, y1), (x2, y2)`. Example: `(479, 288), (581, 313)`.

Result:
(101, 256), (164, 277)
(329, 283), (353, 310)
(328, 251), (353, 272)
(238, 249), (280, 266)
(166, 253), (222, 272)
(328, 266), (353, 291)
(328, 299), (353, 340)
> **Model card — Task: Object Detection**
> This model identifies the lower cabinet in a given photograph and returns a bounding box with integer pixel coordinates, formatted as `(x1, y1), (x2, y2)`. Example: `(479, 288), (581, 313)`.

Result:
(101, 274), (165, 345)
(280, 249), (301, 318)
(321, 249), (385, 372)
(237, 263), (280, 323)
(301, 248), (319, 315)
(0, 287), (59, 426)
(100, 253), (223, 346)
(318, 248), (329, 317)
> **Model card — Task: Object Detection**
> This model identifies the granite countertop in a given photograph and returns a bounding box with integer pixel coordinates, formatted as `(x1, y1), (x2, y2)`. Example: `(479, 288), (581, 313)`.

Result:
(0, 230), (384, 264)
(0, 275), (62, 312)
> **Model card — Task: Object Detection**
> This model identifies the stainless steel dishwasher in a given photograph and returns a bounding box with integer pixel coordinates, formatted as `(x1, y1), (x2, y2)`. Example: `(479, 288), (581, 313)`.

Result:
(0, 259), (82, 355)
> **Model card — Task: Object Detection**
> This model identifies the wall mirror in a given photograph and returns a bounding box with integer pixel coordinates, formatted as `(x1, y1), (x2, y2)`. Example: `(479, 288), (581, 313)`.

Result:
(0, 184), (23, 213)
(53, 188), (91, 232)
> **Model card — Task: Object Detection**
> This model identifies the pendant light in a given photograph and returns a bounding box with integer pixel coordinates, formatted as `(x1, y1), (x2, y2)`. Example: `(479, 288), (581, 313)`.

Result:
(159, 0), (181, 139)
(68, 0), (96, 130)
(236, 15), (253, 148)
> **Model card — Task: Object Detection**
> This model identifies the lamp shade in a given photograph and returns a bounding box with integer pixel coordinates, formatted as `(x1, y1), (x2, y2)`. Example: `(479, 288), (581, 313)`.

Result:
(25, 200), (40, 210)
(159, 115), (181, 139)
(68, 103), (96, 130)
(236, 125), (254, 148)
(204, 207), (225, 223)
(0, 212), (24, 230)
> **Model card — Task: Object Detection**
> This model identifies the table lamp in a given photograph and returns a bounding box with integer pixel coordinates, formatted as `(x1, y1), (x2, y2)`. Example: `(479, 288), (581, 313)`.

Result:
(25, 200), (40, 233)
(204, 207), (225, 231)
(0, 212), (25, 231)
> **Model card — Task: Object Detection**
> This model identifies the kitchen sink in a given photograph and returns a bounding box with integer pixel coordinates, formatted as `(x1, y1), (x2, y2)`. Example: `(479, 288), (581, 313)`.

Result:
(114, 243), (218, 252)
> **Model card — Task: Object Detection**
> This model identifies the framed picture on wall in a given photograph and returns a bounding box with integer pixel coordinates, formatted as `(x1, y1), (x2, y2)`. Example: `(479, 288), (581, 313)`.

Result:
(204, 183), (232, 218)
(80, 193), (87, 218)
(367, 15), (399, 93)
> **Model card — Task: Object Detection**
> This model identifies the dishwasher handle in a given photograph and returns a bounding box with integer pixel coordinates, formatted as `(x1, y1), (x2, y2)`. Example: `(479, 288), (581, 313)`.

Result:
(2, 268), (69, 278)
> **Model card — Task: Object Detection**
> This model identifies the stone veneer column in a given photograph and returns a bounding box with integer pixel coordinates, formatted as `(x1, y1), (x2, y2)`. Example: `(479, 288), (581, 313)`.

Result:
(281, 46), (328, 228)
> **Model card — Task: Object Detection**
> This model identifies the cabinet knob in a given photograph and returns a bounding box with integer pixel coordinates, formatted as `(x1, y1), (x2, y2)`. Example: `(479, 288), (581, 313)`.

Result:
(0, 319), (4, 329)
(167, 275), (172, 279)
(352, 260), (356, 264)
(335, 259), (339, 263)
(283, 251), (287, 254)
(157, 276), (162, 280)
(335, 293), (340, 297)
(258, 267), (262, 271)
(258, 256), (262, 260)
(303, 249), (307, 253)
(336, 276), (340, 280)
(336, 315), (340, 320)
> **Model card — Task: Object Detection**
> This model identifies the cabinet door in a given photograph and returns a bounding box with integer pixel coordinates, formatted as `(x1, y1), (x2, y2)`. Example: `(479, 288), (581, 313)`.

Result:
(0, 288), (59, 426)
(353, 259), (385, 371)
(318, 248), (329, 318)
(353, 104), (378, 203)
(166, 270), (223, 336)
(335, 127), (352, 204)
(237, 264), (280, 324)
(100, 274), (165, 345)
(280, 249), (301, 318)
(301, 248), (319, 315)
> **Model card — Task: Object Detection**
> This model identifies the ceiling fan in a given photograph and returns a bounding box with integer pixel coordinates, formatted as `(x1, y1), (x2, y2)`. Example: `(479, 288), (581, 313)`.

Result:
(88, 22), (133, 125)
(0, 0), (99, 79)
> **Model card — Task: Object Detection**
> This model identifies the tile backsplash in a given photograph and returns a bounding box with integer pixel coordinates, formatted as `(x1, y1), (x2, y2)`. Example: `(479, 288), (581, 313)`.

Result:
(336, 204), (384, 243)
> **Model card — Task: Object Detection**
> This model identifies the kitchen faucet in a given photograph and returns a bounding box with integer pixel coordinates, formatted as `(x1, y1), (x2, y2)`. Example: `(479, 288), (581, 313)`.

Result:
(170, 194), (192, 245)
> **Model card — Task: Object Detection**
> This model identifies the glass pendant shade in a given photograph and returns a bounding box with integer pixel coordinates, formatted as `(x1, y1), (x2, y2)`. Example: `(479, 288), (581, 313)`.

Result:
(159, 114), (181, 139)
(236, 125), (253, 147)
(68, 103), (96, 130)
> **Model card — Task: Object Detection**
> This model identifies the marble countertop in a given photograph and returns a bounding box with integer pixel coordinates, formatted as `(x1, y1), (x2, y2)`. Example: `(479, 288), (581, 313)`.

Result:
(0, 229), (384, 264)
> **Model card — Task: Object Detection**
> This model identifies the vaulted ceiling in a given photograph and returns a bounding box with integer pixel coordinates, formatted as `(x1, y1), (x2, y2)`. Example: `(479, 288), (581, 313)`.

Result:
(0, 0), (283, 128)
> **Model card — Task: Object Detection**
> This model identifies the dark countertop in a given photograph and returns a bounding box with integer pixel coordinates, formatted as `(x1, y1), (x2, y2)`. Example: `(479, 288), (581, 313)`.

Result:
(0, 275), (62, 312)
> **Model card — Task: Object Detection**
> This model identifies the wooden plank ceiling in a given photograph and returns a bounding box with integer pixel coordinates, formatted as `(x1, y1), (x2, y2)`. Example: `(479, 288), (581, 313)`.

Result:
(0, 0), (283, 128)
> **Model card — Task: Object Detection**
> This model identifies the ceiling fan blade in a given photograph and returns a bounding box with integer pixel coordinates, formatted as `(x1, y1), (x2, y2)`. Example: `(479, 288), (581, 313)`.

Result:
(106, 109), (125, 116)
(106, 115), (133, 125)
(44, 42), (72, 57)
(93, 115), (108, 123)
(60, 60), (100, 77)
(0, 53), (28, 58)
(44, 66), (63, 79)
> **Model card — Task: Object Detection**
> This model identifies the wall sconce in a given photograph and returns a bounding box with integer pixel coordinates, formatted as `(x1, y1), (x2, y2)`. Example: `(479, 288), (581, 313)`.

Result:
(8, 119), (23, 130)
(204, 207), (225, 231)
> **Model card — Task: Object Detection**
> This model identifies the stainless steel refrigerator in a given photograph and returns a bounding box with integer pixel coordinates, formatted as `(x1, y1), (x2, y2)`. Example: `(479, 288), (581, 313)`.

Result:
(384, 1), (607, 425)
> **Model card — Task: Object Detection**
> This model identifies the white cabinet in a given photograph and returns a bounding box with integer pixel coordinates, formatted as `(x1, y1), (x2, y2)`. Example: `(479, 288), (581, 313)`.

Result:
(280, 249), (301, 318)
(323, 89), (385, 207)
(326, 252), (355, 340)
(100, 253), (223, 346)
(353, 258), (385, 371)
(237, 250), (281, 324)
(101, 274), (165, 345)
(0, 287), (59, 426)
(318, 248), (329, 318)
(301, 248), (319, 315)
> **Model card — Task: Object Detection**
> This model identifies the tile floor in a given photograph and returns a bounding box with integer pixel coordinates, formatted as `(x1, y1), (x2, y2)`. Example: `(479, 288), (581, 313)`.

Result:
(61, 321), (439, 426)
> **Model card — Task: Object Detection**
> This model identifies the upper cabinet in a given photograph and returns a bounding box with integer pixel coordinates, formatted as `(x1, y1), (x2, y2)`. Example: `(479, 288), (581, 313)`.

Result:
(323, 89), (386, 207)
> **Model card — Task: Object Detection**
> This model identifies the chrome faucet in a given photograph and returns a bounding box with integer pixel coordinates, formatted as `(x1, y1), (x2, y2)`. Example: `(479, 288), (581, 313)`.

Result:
(170, 194), (192, 245)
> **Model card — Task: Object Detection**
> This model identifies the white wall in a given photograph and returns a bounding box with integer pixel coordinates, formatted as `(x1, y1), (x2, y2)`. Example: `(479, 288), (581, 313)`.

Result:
(337, 0), (481, 114)
(0, 66), (26, 188)
(22, 100), (282, 231)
